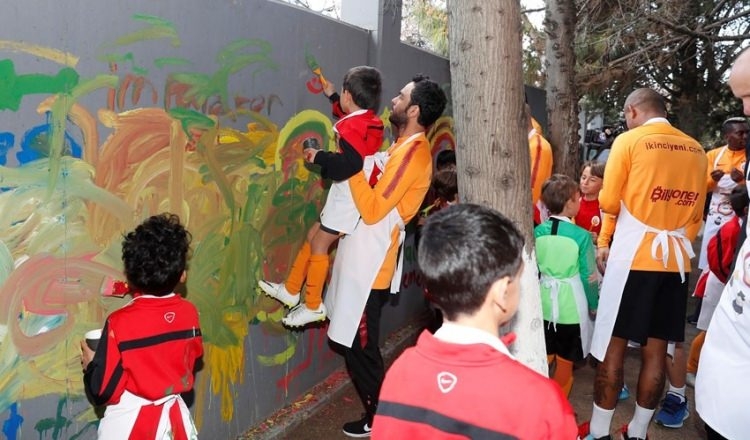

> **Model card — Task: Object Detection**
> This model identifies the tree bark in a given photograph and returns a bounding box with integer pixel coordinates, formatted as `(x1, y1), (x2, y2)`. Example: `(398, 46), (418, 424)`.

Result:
(545, 0), (579, 177)
(448, 0), (547, 375)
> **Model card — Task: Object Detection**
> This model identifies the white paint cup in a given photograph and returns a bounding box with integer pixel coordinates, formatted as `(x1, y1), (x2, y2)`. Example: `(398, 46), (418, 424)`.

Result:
(85, 329), (102, 351)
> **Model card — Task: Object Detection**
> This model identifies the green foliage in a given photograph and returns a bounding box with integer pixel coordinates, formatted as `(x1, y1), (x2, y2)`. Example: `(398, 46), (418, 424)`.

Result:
(401, 0), (448, 56)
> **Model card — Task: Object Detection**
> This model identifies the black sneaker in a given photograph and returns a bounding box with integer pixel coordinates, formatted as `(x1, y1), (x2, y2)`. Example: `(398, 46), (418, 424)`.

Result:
(342, 415), (372, 438)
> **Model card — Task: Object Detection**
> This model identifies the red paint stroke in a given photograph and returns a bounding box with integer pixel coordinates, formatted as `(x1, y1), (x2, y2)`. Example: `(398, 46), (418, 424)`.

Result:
(276, 325), (329, 390)
(306, 76), (324, 94)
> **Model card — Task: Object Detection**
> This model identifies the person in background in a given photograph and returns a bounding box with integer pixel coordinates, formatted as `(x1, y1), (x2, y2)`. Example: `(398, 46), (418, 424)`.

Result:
(529, 106), (553, 225)
(688, 117), (749, 324)
(535, 174), (599, 398)
(686, 185), (747, 386)
(575, 160), (606, 243)
(582, 88), (707, 440)
(697, 47), (750, 440)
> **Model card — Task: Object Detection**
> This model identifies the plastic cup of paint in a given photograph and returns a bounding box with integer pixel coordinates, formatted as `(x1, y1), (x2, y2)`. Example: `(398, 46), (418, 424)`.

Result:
(85, 329), (102, 351)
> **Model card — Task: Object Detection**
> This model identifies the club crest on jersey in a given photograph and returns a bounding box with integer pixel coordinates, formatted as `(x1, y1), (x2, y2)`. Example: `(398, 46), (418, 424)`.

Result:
(437, 371), (457, 393)
(164, 312), (176, 323)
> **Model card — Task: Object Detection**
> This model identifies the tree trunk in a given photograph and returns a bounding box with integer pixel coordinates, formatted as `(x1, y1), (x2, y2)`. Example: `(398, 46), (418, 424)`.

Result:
(448, 0), (547, 375)
(545, 0), (579, 177)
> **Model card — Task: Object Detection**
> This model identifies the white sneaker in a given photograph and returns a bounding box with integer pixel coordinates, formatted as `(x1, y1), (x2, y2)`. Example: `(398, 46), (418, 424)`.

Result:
(258, 280), (300, 308)
(282, 303), (327, 327)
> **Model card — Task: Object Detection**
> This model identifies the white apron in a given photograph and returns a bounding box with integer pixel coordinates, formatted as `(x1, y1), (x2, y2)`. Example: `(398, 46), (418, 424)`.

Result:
(97, 390), (198, 440)
(325, 207), (405, 347)
(696, 270), (726, 331)
(590, 203), (693, 361)
(319, 110), (373, 235)
(325, 133), (421, 347)
(699, 147), (742, 269)
(540, 273), (594, 356)
(696, 239), (750, 439)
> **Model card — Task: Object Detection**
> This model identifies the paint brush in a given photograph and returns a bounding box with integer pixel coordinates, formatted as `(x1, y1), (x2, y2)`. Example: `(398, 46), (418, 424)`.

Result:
(305, 51), (328, 87)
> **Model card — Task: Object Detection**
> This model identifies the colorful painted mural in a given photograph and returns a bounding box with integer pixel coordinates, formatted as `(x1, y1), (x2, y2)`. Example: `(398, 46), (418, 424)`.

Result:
(0, 9), (453, 439)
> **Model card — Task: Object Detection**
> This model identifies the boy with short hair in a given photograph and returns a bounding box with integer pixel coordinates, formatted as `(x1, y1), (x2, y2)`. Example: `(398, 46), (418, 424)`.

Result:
(536, 174), (599, 397)
(373, 204), (578, 439)
(259, 65), (384, 327)
(81, 214), (203, 440)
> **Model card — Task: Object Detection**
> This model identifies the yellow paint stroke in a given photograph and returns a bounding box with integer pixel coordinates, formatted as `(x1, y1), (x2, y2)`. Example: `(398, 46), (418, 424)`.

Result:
(256, 338), (296, 367)
(0, 40), (79, 66)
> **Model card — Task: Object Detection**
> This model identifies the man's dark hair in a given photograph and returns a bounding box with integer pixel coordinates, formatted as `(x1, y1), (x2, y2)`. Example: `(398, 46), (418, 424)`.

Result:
(122, 213), (192, 296)
(436, 149), (456, 171)
(418, 204), (524, 321)
(729, 184), (749, 217)
(722, 117), (749, 136)
(342, 66), (382, 112)
(409, 74), (447, 128)
(541, 174), (579, 215)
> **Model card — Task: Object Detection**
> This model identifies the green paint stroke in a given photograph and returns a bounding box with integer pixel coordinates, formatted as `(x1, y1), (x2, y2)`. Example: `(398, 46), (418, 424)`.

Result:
(170, 38), (278, 108)
(0, 59), (79, 111)
(47, 75), (118, 195)
(34, 398), (72, 440)
(154, 57), (192, 68)
(169, 107), (216, 133)
(113, 14), (180, 48)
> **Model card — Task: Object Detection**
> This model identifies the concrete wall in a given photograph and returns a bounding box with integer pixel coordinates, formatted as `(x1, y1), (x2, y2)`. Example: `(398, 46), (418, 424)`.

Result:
(0, 0), (456, 438)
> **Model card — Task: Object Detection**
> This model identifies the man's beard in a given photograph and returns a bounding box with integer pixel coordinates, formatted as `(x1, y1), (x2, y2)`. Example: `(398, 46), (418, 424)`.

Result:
(389, 109), (407, 132)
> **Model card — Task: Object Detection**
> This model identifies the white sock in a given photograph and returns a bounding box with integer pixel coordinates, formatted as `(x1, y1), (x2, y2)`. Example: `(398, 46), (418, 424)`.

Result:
(628, 403), (655, 439)
(668, 384), (686, 401)
(590, 403), (615, 438)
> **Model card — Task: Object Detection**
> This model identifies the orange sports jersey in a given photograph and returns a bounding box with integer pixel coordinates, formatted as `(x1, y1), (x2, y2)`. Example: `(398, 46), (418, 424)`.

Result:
(530, 130), (553, 205)
(597, 213), (617, 248)
(599, 120), (707, 272)
(705, 145), (746, 191)
(350, 133), (433, 289)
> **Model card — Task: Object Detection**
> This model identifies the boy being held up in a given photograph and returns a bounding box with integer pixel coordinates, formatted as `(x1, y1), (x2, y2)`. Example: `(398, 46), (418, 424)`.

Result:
(535, 174), (599, 397)
(373, 204), (578, 439)
(259, 66), (384, 328)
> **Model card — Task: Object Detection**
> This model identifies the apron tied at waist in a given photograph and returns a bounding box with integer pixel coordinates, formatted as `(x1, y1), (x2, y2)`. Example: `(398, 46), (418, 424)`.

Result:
(647, 227), (694, 282)
(541, 274), (578, 330)
(130, 394), (190, 440)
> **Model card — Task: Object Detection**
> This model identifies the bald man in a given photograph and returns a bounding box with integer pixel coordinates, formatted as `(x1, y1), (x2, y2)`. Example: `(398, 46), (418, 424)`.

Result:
(697, 48), (750, 440)
(581, 88), (707, 440)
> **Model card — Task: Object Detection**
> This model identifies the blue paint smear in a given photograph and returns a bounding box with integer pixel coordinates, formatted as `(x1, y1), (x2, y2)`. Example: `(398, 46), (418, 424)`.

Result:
(17, 112), (82, 165)
(2, 403), (23, 440)
(0, 133), (13, 166)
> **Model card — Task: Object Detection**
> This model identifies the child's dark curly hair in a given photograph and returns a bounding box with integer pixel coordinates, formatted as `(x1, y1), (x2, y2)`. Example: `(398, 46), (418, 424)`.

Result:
(122, 213), (192, 296)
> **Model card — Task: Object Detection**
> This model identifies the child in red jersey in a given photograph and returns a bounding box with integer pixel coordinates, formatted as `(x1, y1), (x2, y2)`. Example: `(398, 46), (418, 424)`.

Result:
(574, 160), (606, 243)
(81, 214), (203, 440)
(373, 204), (578, 439)
(259, 66), (384, 328)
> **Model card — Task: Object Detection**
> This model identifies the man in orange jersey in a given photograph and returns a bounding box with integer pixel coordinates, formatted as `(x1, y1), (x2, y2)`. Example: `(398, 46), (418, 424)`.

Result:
(529, 106), (553, 224)
(697, 47), (750, 440)
(581, 88), (707, 440)
(698, 117), (748, 271)
(319, 74), (447, 438)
